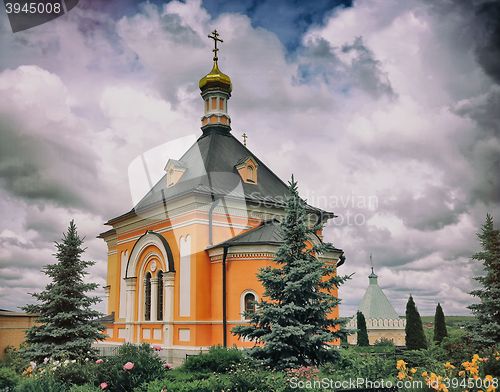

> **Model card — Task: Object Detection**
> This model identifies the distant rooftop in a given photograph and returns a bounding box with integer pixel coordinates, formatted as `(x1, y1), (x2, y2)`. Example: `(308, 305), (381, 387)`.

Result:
(357, 268), (400, 320)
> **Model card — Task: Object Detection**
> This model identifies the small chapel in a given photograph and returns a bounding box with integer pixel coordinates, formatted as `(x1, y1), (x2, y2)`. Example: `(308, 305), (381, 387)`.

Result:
(346, 263), (406, 346)
(97, 31), (345, 362)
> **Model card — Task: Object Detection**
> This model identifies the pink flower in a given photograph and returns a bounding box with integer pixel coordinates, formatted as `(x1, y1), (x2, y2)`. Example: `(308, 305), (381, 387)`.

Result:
(153, 344), (162, 351)
(95, 359), (104, 364)
(163, 362), (173, 370)
(100, 382), (108, 390)
(123, 361), (134, 371)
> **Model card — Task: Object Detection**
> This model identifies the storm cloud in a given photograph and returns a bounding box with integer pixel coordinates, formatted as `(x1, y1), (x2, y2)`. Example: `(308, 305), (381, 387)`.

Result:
(0, 0), (499, 317)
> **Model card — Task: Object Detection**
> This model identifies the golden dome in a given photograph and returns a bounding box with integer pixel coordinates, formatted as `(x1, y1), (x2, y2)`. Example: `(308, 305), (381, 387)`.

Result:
(199, 61), (232, 92)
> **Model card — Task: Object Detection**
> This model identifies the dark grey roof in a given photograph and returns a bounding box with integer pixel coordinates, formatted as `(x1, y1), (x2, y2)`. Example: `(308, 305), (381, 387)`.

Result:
(207, 219), (343, 255)
(106, 127), (333, 225)
(208, 219), (284, 248)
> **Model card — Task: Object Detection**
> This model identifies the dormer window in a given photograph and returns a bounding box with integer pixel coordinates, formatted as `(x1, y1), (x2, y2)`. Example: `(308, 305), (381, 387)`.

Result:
(235, 156), (258, 184)
(164, 159), (186, 188)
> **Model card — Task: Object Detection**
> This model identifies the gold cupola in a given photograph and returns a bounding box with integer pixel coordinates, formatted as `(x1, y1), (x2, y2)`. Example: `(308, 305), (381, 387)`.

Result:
(200, 30), (232, 131)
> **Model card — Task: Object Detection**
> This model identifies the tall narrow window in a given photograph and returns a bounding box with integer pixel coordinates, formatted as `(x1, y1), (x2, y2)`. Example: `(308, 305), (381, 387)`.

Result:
(247, 166), (254, 183)
(244, 292), (256, 314)
(157, 271), (164, 321)
(219, 98), (225, 111)
(144, 272), (151, 321)
(211, 97), (217, 110)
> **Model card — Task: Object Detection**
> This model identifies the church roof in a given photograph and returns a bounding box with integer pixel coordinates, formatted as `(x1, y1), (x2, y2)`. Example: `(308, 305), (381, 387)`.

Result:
(207, 219), (342, 253)
(208, 219), (284, 248)
(106, 127), (333, 225)
(357, 270), (400, 320)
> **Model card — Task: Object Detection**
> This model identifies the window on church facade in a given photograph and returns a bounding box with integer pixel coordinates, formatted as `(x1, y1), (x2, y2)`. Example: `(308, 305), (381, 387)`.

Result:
(144, 272), (151, 321)
(157, 271), (163, 321)
(244, 292), (256, 314)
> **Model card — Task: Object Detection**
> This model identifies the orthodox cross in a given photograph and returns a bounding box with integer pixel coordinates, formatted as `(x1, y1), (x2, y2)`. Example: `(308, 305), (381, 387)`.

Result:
(208, 29), (223, 62)
(242, 132), (248, 146)
(370, 252), (374, 274)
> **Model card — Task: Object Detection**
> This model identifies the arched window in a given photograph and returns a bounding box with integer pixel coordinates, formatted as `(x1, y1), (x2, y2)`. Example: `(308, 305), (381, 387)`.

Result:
(244, 292), (256, 314)
(157, 271), (164, 321)
(144, 272), (151, 321)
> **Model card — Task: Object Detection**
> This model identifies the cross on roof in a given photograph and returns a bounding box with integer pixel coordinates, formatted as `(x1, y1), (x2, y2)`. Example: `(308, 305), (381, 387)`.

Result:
(242, 132), (248, 146)
(208, 29), (223, 62)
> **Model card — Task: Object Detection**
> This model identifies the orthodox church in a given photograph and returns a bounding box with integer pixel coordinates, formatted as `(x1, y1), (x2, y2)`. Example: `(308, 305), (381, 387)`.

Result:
(347, 264), (406, 346)
(97, 31), (345, 362)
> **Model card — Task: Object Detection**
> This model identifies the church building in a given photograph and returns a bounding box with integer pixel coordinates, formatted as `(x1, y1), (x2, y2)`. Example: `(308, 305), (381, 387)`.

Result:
(347, 265), (406, 346)
(98, 31), (345, 362)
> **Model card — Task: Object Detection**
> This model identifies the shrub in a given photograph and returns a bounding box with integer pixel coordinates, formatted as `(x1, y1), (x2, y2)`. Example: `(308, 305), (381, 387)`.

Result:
(0, 366), (20, 390)
(320, 349), (394, 381)
(181, 346), (243, 373)
(139, 375), (231, 392)
(374, 338), (395, 347)
(68, 385), (101, 392)
(2, 346), (28, 374)
(49, 360), (97, 386)
(93, 343), (166, 392)
(14, 373), (66, 392)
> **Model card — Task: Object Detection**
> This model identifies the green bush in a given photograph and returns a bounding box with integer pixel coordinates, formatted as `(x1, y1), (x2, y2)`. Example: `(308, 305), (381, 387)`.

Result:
(93, 343), (166, 392)
(2, 346), (28, 374)
(321, 349), (394, 381)
(374, 338), (396, 347)
(14, 373), (66, 392)
(68, 384), (101, 392)
(399, 345), (447, 369)
(181, 346), (244, 373)
(139, 374), (231, 392)
(0, 366), (20, 390)
(48, 361), (97, 386)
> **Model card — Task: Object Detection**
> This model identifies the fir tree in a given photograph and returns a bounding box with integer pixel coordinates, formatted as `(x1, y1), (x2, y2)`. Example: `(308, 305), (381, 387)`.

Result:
(232, 177), (349, 370)
(467, 214), (500, 347)
(405, 295), (427, 350)
(22, 221), (105, 362)
(433, 303), (448, 344)
(356, 311), (370, 346)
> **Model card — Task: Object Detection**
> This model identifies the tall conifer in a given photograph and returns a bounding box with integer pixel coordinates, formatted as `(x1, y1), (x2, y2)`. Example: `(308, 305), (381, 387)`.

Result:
(433, 303), (448, 344)
(405, 295), (427, 350)
(467, 214), (500, 347)
(232, 177), (349, 370)
(356, 311), (370, 346)
(22, 221), (105, 362)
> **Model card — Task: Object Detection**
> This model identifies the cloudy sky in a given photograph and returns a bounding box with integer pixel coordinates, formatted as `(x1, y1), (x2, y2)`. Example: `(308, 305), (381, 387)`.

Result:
(0, 0), (499, 317)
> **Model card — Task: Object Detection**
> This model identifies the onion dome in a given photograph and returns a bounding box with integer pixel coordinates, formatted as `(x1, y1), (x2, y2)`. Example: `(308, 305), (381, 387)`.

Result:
(199, 61), (232, 93)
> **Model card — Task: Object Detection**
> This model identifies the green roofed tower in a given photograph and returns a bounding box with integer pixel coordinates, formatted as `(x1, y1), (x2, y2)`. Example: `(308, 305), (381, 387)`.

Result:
(347, 264), (406, 346)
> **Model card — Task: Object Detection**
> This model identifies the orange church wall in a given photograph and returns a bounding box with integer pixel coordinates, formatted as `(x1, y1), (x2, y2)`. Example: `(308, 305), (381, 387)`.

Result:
(101, 203), (341, 349)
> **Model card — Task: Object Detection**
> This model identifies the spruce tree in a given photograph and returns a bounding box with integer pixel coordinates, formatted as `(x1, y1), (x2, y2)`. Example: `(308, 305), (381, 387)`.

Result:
(356, 311), (370, 346)
(467, 214), (500, 347)
(433, 303), (448, 344)
(232, 177), (349, 370)
(405, 295), (427, 350)
(22, 221), (105, 362)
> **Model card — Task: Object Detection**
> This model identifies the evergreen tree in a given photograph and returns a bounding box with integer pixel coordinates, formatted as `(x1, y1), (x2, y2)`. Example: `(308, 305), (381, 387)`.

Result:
(405, 295), (427, 350)
(232, 177), (349, 370)
(356, 311), (370, 346)
(467, 214), (500, 347)
(22, 221), (105, 362)
(433, 303), (448, 344)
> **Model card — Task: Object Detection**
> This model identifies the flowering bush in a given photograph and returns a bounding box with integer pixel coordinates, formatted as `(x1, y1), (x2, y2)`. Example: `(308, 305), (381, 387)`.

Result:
(396, 353), (499, 392)
(93, 343), (166, 392)
(287, 366), (320, 382)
